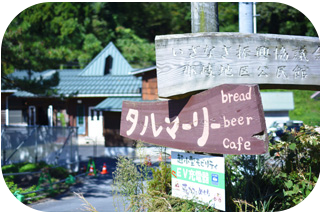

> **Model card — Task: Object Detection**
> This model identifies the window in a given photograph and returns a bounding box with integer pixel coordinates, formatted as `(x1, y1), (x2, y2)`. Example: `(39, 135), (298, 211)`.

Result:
(104, 55), (113, 75)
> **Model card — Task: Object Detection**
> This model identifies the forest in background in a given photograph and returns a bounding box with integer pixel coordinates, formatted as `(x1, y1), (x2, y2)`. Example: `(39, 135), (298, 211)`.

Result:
(1, 2), (319, 125)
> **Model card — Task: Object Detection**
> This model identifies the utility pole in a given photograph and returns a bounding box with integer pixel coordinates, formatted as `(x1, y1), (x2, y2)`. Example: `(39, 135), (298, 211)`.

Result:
(253, 2), (258, 34)
(191, 2), (219, 33)
(239, 2), (253, 33)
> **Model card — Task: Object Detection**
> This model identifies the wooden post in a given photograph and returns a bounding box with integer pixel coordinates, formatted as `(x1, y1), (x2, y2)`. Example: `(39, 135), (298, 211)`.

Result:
(191, 2), (219, 33)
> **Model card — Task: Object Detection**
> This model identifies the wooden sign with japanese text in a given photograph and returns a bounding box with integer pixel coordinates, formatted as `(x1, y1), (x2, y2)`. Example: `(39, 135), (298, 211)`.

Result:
(155, 32), (320, 98)
(120, 84), (268, 155)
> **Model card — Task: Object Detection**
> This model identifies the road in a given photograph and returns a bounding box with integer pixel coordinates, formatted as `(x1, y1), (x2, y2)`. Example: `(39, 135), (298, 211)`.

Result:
(28, 174), (125, 212)
(28, 146), (126, 212)
(25, 145), (167, 212)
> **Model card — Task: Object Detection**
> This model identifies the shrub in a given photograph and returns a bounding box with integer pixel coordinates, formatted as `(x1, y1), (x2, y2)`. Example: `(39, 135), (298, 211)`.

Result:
(228, 125), (320, 212)
(112, 126), (319, 212)
(2, 164), (20, 174)
(2, 164), (20, 182)
(269, 125), (320, 210)
(50, 167), (69, 179)
(19, 163), (39, 173)
(147, 161), (171, 194)
(6, 181), (37, 204)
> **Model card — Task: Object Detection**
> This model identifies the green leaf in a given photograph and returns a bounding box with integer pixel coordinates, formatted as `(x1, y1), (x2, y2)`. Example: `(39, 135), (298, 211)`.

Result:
(306, 190), (311, 196)
(285, 190), (294, 196)
(285, 180), (293, 189)
(293, 185), (299, 194)
(280, 173), (287, 178)
(289, 143), (297, 150)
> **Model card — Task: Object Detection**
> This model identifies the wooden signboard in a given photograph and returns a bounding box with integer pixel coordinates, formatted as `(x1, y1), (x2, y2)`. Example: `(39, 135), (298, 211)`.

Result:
(120, 84), (268, 155)
(155, 32), (320, 98)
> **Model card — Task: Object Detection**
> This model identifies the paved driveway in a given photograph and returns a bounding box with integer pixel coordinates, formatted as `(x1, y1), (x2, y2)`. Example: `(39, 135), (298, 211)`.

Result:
(28, 146), (125, 212)
(28, 174), (125, 212)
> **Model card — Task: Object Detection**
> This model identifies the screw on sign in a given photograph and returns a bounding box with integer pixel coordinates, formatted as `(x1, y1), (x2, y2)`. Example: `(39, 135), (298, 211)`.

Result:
(120, 84), (268, 155)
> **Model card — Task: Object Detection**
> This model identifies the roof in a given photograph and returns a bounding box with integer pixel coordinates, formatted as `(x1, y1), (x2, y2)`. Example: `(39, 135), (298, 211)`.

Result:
(7, 69), (142, 98)
(260, 92), (294, 111)
(11, 91), (36, 97)
(130, 65), (156, 75)
(6, 42), (143, 98)
(79, 42), (133, 76)
(94, 97), (155, 111)
(56, 69), (142, 97)
(8, 69), (57, 80)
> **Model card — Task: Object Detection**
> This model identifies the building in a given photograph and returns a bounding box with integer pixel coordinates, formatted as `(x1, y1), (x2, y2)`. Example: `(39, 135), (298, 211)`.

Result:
(260, 92), (294, 128)
(2, 42), (295, 147)
(1, 42), (145, 146)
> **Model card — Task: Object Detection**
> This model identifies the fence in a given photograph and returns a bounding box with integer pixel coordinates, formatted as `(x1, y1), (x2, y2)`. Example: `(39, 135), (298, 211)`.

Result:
(1, 125), (79, 172)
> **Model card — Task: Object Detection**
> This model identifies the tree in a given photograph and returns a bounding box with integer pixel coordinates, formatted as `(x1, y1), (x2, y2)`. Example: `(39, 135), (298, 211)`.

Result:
(257, 2), (317, 36)
(1, 2), (318, 95)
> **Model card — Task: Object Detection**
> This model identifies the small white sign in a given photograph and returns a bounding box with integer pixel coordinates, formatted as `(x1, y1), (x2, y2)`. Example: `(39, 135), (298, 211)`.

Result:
(171, 151), (225, 211)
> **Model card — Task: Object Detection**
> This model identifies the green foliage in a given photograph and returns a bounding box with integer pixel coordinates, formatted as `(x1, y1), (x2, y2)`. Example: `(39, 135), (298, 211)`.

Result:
(279, 170), (316, 208)
(6, 181), (18, 194)
(112, 156), (141, 197)
(2, 162), (73, 204)
(227, 125), (320, 212)
(112, 141), (151, 211)
(269, 126), (320, 209)
(148, 162), (171, 194)
(115, 27), (155, 68)
(132, 190), (219, 212)
(218, 2), (239, 32)
(225, 154), (281, 211)
(6, 181), (38, 204)
(18, 163), (39, 173)
(289, 90), (320, 126)
(50, 166), (69, 179)
(2, 163), (20, 173)
(257, 2), (317, 36)
(112, 144), (220, 212)
(78, 33), (103, 68)
(233, 196), (276, 212)
(2, 2), (317, 95)
(118, 126), (320, 212)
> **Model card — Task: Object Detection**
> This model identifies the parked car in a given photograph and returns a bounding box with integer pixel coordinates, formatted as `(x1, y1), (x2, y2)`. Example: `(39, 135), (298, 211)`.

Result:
(268, 121), (285, 142)
(284, 120), (304, 132)
(268, 120), (304, 143)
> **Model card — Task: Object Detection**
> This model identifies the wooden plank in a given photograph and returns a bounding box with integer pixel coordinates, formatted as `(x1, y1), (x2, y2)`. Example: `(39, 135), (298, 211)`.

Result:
(120, 84), (268, 155)
(155, 32), (320, 98)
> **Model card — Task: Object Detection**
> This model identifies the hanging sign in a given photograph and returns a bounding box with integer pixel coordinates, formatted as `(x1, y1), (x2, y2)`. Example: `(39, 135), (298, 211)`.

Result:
(155, 32), (320, 98)
(120, 84), (268, 155)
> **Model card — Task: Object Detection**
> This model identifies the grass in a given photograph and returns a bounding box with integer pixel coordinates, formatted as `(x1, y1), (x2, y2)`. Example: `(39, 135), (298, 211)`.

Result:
(289, 90), (320, 125)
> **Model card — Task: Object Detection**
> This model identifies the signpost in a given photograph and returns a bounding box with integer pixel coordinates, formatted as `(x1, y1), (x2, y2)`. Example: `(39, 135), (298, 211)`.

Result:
(120, 3), (320, 211)
(120, 84), (268, 155)
(171, 151), (225, 211)
(155, 32), (320, 98)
